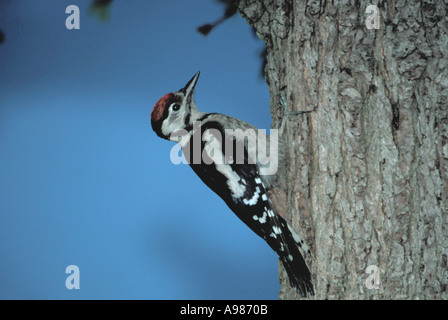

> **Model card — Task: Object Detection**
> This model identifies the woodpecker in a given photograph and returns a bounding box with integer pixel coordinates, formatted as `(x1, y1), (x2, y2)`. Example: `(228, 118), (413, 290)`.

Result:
(150, 72), (314, 297)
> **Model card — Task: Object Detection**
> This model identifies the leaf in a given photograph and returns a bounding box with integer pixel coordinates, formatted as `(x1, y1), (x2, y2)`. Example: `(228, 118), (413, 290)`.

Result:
(197, 24), (214, 36)
(89, 0), (113, 22)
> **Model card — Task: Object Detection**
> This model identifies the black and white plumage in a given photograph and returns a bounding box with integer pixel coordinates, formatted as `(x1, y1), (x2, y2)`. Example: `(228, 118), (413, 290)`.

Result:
(150, 72), (314, 297)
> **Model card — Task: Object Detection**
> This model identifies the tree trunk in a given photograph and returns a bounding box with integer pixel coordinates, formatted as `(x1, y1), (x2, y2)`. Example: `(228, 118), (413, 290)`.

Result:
(237, 0), (448, 299)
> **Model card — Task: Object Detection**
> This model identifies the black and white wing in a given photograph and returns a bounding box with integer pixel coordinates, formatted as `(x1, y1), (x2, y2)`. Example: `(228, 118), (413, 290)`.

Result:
(182, 117), (314, 296)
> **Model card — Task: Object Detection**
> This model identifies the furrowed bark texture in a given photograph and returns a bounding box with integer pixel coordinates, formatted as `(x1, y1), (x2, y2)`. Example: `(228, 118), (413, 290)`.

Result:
(238, 0), (448, 299)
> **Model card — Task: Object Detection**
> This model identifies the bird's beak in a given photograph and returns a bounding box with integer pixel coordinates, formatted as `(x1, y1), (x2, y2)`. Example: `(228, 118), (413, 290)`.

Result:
(181, 71), (200, 99)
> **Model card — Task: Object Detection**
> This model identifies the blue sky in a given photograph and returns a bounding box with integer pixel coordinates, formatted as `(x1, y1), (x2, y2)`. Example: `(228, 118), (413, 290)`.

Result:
(0, 0), (277, 299)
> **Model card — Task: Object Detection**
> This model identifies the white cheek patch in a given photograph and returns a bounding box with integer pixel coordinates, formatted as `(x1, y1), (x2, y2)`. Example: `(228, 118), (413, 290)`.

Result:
(161, 107), (186, 138)
(161, 119), (172, 138)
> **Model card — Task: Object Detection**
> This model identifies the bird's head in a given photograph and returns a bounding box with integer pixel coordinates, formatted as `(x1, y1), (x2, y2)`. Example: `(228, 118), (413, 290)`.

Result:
(151, 71), (201, 141)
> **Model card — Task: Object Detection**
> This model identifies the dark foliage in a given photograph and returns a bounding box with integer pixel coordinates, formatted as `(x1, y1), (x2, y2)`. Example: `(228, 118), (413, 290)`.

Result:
(90, 0), (113, 21)
(197, 0), (238, 35)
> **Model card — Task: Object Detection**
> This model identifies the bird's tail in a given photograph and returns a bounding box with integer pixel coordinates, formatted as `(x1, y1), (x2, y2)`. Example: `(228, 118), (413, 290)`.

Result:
(279, 246), (315, 297)
(275, 220), (314, 297)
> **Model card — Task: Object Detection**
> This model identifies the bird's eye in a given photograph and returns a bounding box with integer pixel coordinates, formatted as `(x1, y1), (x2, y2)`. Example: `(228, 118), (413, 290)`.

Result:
(172, 104), (181, 111)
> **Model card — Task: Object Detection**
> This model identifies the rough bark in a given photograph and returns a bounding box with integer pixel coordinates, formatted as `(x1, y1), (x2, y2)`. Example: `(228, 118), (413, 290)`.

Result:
(238, 0), (448, 299)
